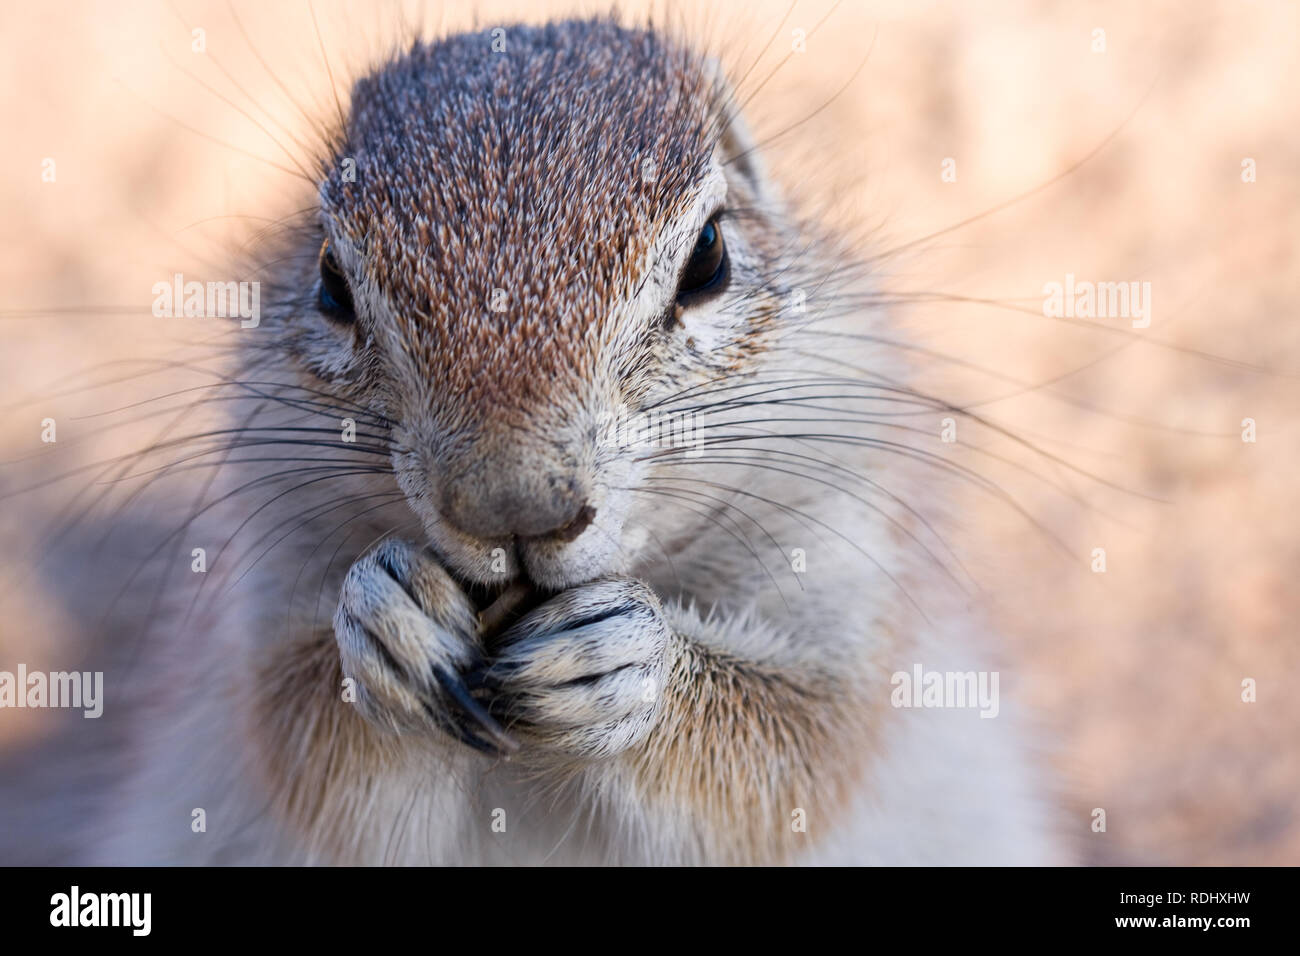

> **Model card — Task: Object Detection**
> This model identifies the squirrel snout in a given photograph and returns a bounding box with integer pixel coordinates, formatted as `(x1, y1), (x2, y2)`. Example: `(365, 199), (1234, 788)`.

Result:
(437, 468), (594, 542)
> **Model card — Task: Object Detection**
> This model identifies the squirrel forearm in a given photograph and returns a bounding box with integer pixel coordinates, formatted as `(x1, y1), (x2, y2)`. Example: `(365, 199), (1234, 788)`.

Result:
(613, 621), (872, 864)
(252, 630), (482, 864)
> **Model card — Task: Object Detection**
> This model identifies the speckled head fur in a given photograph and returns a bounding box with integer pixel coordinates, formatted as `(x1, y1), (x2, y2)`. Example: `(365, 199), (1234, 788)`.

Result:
(276, 17), (791, 591)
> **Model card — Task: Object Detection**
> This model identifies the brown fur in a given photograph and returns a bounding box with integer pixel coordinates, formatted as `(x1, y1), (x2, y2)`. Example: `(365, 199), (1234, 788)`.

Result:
(322, 21), (720, 424)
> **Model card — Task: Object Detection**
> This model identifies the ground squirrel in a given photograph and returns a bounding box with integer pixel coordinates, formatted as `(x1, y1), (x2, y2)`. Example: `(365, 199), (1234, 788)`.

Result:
(49, 17), (1060, 865)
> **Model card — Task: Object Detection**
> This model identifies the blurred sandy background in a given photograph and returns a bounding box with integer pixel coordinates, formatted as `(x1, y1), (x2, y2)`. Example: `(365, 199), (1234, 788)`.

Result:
(1, 0), (1297, 864)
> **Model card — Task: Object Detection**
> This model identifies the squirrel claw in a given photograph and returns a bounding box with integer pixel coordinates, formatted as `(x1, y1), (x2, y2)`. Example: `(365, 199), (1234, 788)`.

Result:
(433, 665), (519, 755)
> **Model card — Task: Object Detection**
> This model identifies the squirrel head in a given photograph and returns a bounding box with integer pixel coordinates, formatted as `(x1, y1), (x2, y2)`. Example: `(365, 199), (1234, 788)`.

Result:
(271, 19), (793, 590)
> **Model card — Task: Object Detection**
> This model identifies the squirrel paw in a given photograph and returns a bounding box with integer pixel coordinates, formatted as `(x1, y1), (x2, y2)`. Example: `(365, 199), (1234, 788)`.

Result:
(478, 579), (675, 760)
(333, 538), (517, 756)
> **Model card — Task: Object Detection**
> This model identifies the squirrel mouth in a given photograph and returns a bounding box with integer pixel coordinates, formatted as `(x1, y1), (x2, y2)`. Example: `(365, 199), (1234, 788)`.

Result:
(433, 524), (594, 640)
(474, 581), (539, 641)
(450, 564), (552, 644)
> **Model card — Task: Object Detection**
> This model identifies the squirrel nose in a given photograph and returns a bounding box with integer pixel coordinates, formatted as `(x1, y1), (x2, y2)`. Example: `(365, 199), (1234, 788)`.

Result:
(437, 471), (595, 542)
(541, 502), (597, 543)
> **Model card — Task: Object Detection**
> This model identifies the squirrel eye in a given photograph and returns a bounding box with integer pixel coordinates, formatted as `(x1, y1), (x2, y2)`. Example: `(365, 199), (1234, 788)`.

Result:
(318, 241), (356, 321)
(675, 218), (728, 304)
